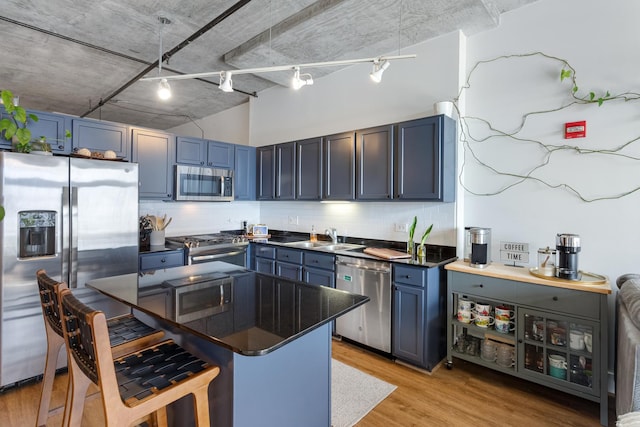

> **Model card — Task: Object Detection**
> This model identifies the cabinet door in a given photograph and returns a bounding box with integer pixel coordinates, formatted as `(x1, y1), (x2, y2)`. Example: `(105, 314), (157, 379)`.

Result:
(296, 137), (322, 200)
(72, 119), (129, 159)
(176, 136), (206, 165)
(323, 131), (355, 200)
(395, 115), (456, 201)
(0, 110), (71, 153)
(255, 257), (276, 275)
(276, 261), (303, 281)
(304, 267), (335, 287)
(132, 128), (174, 200)
(234, 145), (256, 200)
(207, 141), (234, 169)
(356, 125), (393, 200)
(257, 145), (275, 200)
(518, 308), (599, 397)
(393, 284), (425, 365)
(276, 142), (296, 200)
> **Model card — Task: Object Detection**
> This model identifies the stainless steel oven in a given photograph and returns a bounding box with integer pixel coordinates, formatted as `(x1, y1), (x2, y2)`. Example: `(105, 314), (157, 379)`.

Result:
(166, 234), (249, 268)
(162, 273), (233, 323)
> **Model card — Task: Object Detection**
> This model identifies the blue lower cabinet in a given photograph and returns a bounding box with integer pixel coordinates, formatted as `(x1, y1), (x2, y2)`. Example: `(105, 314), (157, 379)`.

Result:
(392, 264), (446, 371)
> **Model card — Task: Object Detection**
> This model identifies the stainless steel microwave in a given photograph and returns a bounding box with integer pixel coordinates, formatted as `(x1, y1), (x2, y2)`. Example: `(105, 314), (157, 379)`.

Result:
(174, 165), (234, 201)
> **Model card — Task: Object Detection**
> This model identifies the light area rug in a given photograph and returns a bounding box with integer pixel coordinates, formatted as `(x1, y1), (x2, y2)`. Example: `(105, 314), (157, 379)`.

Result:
(331, 359), (397, 427)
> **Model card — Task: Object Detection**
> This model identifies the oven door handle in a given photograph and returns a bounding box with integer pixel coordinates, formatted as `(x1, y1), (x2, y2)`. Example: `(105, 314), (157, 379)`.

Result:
(191, 250), (245, 262)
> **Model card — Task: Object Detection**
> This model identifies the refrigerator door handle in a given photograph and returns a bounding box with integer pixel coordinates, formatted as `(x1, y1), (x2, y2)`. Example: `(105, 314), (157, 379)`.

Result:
(69, 186), (78, 288)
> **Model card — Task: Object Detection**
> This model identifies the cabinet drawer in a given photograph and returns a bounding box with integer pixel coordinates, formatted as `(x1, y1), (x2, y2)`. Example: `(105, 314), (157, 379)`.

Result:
(254, 245), (276, 259)
(139, 250), (184, 272)
(277, 248), (303, 264)
(393, 265), (426, 287)
(516, 284), (600, 319)
(449, 272), (516, 301)
(304, 252), (335, 271)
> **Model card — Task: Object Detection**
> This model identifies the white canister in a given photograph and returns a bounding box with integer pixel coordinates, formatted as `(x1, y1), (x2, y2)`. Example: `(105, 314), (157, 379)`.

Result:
(150, 230), (165, 247)
(434, 101), (454, 117)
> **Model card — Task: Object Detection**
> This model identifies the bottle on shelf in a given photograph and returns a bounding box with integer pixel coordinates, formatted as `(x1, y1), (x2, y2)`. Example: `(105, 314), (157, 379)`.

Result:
(310, 225), (317, 242)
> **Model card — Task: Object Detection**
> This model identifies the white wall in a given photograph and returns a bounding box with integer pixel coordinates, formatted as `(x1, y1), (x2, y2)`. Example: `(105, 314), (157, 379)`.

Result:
(168, 102), (250, 145)
(248, 31), (464, 247)
(463, 0), (639, 284)
(139, 200), (260, 237)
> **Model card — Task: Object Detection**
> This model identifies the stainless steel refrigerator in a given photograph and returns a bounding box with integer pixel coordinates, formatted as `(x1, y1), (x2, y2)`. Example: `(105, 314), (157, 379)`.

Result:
(0, 151), (139, 387)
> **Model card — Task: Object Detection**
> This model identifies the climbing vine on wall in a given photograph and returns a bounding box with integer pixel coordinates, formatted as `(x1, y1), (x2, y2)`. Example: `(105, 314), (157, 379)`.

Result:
(453, 51), (640, 202)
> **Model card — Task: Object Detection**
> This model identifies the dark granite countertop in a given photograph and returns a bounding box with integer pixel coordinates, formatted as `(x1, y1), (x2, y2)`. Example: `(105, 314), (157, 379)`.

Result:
(250, 229), (457, 268)
(87, 262), (369, 356)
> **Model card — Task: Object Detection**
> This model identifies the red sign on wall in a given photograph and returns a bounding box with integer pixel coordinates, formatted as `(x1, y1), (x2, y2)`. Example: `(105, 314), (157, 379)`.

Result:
(565, 121), (586, 139)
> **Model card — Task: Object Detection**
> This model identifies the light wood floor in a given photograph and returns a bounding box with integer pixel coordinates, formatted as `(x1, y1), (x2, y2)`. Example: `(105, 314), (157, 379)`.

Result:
(0, 340), (616, 426)
(333, 340), (616, 426)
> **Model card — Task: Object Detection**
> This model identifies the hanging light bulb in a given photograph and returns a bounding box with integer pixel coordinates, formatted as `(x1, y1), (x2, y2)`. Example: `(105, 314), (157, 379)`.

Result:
(219, 71), (234, 92)
(370, 60), (390, 83)
(291, 67), (314, 90)
(157, 78), (172, 100)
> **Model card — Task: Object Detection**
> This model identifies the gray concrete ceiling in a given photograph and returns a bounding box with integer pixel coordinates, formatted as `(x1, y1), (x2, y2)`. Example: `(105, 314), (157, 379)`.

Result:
(0, 0), (538, 131)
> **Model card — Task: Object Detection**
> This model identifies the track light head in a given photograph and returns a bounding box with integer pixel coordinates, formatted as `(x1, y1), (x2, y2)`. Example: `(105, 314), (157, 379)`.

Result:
(220, 71), (234, 92)
(370, 60), (390, 83)
(291, 68), (314, 90)
(157, 78), (172, 100)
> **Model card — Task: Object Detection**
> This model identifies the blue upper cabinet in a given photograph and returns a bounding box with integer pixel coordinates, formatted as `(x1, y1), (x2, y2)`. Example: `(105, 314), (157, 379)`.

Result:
(355, 124), (394, 200)
(176, 136), (206, 165)
(394, 115), (456, 202)
(72, 118), (130, 159)
(131, 128), (175, 200)
(235, 145), (256, 200)
(207, 141), (235, 169)
(0, 109), (72, 153)
(176, 136), (235, 169)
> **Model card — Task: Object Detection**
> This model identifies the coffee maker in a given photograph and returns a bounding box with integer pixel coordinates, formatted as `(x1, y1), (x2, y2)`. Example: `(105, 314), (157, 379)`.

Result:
(555, 233), (581, 280)
(469, 227), (491, 268)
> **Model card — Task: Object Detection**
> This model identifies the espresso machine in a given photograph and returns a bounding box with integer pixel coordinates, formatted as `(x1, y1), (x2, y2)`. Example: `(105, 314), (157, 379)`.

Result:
(555, 233), (581, 280)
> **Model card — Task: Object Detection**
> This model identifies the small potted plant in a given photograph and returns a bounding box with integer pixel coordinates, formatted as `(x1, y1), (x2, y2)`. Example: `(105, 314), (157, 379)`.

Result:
(0, 89), (39, 153)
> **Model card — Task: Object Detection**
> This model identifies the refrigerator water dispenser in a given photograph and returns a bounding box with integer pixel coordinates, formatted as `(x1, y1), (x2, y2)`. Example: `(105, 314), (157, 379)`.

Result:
(19, 211), (56, 258)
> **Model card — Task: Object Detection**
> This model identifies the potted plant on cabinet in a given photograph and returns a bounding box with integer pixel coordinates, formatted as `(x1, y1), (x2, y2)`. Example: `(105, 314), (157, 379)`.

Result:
(0, 89), (39, 153)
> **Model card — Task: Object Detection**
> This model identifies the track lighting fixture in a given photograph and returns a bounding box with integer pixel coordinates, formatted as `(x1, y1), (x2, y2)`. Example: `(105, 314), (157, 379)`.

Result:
(141, 54), (415, 94)
(157, 78), (172, 100)
(291, 68), (314, 90)
(220, 71), (234, 92)
(370, 60), (390, 83)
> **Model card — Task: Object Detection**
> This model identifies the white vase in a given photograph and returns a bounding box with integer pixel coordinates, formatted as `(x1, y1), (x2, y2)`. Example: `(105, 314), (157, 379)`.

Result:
(434, 101), (453, 117)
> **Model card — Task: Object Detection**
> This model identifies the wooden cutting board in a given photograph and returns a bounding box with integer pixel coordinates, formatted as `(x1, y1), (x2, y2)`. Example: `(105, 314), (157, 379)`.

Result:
(363, 247), (412, 260)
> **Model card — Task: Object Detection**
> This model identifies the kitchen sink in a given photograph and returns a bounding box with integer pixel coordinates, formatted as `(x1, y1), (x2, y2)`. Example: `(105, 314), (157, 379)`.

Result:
(284, 241), (331, 248)
(318, 243), (364, 252)
(283, 241), (364, 252)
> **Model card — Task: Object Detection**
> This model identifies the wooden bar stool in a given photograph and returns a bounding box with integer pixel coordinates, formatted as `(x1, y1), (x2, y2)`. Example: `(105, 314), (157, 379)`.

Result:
(35, 269), (164, 427)
(59, 287), (220, 427)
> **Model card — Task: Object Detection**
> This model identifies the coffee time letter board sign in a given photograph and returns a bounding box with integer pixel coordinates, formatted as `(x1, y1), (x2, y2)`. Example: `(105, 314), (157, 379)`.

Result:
(500, 241), (529, 266)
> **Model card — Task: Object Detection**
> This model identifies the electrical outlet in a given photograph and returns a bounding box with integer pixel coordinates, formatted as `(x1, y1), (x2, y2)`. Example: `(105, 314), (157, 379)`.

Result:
(395, 223), (409, 232)
(288, 215), (299, 225)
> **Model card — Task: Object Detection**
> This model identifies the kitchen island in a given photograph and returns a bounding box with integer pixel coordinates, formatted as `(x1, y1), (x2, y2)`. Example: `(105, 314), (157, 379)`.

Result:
(87, 262), (369, 427)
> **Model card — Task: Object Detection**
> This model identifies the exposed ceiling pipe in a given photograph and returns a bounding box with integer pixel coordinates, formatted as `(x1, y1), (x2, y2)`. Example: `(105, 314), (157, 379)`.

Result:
(80, 0), (255, 118)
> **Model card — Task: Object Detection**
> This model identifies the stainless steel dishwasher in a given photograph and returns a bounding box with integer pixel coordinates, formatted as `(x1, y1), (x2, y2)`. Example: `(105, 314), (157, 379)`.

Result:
(335, 255), (391, 353)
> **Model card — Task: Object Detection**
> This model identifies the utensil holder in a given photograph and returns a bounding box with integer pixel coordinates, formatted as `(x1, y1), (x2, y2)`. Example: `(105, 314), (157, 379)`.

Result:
(150, 230), (165, 247)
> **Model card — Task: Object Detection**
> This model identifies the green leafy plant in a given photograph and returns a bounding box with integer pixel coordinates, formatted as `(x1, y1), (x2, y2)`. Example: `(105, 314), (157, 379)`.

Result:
(0, 89), (39, 152)
(420, 224), (433, 246)
(408, 216), (417, 240)
(560, 68), (611, 106)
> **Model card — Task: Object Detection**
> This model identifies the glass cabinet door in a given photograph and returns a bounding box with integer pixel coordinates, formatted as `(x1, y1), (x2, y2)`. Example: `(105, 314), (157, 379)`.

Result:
(519, 309), (598, 396)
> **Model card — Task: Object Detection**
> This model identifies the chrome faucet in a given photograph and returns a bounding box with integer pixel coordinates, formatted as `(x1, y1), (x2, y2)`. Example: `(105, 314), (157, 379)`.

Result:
(325, 228), (338, 244)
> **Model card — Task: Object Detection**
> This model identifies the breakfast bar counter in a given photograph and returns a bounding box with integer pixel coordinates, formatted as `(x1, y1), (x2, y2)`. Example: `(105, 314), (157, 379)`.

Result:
(88, 262), (369, 427)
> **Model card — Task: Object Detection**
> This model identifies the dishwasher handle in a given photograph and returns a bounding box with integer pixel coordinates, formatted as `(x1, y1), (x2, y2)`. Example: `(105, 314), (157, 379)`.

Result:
(336, 260), (391, 273)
